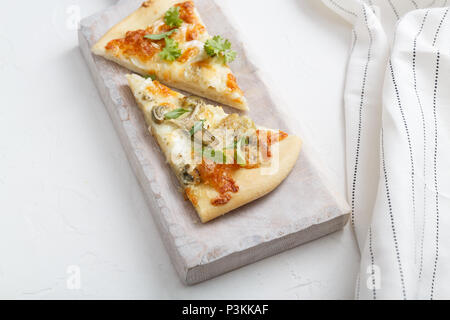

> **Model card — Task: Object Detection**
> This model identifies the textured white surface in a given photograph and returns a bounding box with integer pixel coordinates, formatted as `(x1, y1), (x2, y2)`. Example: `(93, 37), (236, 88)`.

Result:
(80, 0), (349, 285)
(0, 0), (359, 298)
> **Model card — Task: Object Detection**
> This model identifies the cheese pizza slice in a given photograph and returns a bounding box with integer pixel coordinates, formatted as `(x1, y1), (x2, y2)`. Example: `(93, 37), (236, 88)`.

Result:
(92, 0), (248, 110)
(127, 74), (302, 222)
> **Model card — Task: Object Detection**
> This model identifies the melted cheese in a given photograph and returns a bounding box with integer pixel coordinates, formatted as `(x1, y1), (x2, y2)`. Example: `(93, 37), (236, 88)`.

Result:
(131, 75), (231, 175)
(127, 74), (288, 207)
(106, 1), (244, 100)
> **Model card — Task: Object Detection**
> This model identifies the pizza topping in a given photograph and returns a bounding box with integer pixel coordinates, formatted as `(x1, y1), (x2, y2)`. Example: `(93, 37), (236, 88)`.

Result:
(181, 164), (201, 185)
(197, 160), (239, 205)
(177, 46), (200, 63)
(182, 95), (206, 110)
(105, 28), (161, 61)
(174, 1), (197, 24)
(147, 80), (178, 97)
(189, 120), (205, 136)
(193, 130), (288, 206)
(104, 3), (245, 104)
(186, 24), (206, 41)
(164, 6), (183, 28)
(185, 187), (198, 206)
(234, 136), (248, 165)
(190, 125), (218, 147)
(199, 145), (226, 162)
(144, 74), (156, 80)
(211, 193), (232, 206)
(191, 59), (213, 70)
(204, 36), (237, 64)
(266, 130), (289, 146)
(144, 29), (178, 40)
(226, 73), (243, 94)
(257, 129), (288, 159)
(159, 37), (182, 61)
(163, 107), (190, 120)
(152, 105), (170, 123)
(199, 129), (217, 147)
(131, 79), (287, 207)
(216, 114), (255, 132)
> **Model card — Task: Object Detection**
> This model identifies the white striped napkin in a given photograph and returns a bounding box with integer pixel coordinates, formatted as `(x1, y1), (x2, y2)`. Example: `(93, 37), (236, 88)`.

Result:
(322, 0), (450, 299)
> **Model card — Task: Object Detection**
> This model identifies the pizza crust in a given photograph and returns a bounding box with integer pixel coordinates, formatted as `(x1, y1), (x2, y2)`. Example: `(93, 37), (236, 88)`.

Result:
(189, 135), (302, 223)
(148, 78), (248, 111)
(92, 0), (248, 110)
(92, 0), (179, 55)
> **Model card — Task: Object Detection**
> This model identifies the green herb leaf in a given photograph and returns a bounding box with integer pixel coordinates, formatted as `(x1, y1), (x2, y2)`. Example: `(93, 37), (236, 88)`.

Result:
(202, 147), (227, 164)
(204, 35), (237, 64)
(190, 120), (205, 136)
(144, 29), (177, 40)
(144, 74), (156, 80)
(223, 49), (237, 64)
(159, 37), (182, 61)
(164, 108), (190, 119)
(164, 7), (183, 28)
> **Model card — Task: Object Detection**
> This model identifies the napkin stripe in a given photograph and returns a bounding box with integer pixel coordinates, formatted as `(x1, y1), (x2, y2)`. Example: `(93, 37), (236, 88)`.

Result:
(327, 0), (357, 17)
(410, 0), (419, 9)
(381, 129), (407, 299)
(389, 59), (417, 272)
(351, 4), (372, 228)
(430, 51), (441, 300)
(368, 227), (377, 299)
(355, 274), (361, 300)
(387, 0), (400, 20)
(432, 8), (449, 47)
(350, 25), (362, 300)
(413, 10), (430, 283)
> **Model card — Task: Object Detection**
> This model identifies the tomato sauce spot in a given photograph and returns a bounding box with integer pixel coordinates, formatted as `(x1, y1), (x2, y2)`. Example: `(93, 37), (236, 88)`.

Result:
(211, 193), (232, 206)
(226, 73), (243, 94)
(175, 1), (197, 24)
(147, 81), (177, 97)
(105, 28), (163, 61)
(257, 130), (288, 159)
(177, 47), (199, 63)
(197, 160), (239, 206)
(186, 23), (206, 41)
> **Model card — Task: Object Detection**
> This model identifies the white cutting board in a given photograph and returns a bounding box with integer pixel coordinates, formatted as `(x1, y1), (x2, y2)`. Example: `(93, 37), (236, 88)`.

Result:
(78, 0), (350, 285)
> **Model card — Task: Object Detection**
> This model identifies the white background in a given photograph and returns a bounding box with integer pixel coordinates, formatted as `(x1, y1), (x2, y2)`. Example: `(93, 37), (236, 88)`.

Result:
(0, 0), (360, 299)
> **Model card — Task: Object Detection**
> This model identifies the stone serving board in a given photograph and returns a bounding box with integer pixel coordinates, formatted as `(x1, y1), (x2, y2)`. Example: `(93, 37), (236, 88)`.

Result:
(78, 0), (350, 285)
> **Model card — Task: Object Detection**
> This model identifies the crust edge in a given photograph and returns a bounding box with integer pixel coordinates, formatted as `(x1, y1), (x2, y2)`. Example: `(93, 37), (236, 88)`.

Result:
(192, 135), (302, 223)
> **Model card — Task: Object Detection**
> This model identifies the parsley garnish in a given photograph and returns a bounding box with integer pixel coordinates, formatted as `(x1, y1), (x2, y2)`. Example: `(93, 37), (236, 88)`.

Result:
(159, 37), (182, 61)
(164, 108), (190, 119)
(204, 35), (237, 64)
(144, 74), (156, 80)
(144, 29), (177, 40)
(164, 7), (183, 28)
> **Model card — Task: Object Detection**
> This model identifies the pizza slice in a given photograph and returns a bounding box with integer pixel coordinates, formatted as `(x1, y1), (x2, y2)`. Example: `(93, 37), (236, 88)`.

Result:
(92, 0), (248, 110)
(127, 73), (302, 222)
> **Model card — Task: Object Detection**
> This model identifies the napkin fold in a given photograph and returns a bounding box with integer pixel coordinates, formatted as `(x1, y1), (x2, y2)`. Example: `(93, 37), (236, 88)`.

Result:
(322, 0), (450, 299)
